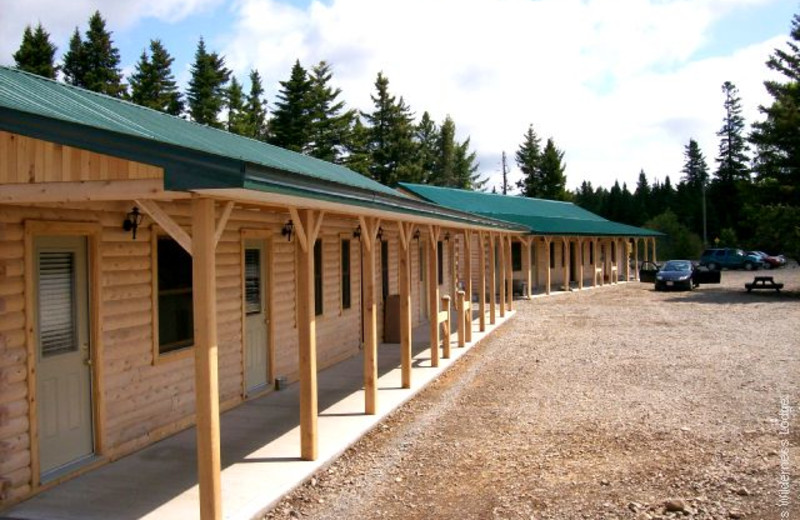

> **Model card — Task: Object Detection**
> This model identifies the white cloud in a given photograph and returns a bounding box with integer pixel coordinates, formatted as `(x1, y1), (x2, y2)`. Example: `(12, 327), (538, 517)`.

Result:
(220, 0), (788, 192)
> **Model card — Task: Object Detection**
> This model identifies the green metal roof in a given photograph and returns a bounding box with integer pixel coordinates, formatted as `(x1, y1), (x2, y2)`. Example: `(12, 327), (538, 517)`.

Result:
(399, 183), (662, 237)
(0, 67), (524, 231)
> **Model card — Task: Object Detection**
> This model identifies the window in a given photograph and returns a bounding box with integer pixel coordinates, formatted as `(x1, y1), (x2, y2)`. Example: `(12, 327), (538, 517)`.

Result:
(437, 241), (444, 285)
(381, 240), (389, 301)
(590, 242), (595, 265)
(611, 242), (616, 263)
(341, 239), (351, 310)
(244, 249), (262, 315)
(157, 237), (193, 354)
(511, 242), (521, 271)
(561, 242), (566, 266)
(314, 239), (323, 316)
(419, 242), (424, 282)
(531, 243), (536, 266)
(38, 251), (78, 357)
(549, 241), (555, 269)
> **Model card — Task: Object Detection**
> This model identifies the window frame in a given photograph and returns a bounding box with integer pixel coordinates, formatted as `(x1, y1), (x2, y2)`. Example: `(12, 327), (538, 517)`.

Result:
(314, 238), (323, 317)
(151, 230), (195, 362)
(549, 241), (555, 269)
(511, 242), (522, 271)
(437, 241), (444, 285)
(341, 238), (351, 311)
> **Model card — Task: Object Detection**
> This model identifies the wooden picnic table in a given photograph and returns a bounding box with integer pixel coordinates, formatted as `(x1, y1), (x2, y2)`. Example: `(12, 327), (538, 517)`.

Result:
(745, 275), (784, 293)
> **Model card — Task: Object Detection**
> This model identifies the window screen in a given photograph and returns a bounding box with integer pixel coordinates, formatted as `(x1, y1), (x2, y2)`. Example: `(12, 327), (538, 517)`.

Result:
(244, 249), (262, 315)
(38, 251), (77, 357)
(158, 238), (194, 353)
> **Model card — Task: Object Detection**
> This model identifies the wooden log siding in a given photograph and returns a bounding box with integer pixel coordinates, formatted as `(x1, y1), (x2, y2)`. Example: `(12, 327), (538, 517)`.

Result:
(0, 199), (379, 506)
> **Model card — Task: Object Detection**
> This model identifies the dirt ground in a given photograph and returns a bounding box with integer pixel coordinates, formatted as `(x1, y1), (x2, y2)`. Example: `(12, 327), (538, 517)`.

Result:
(265, 267), (800, 520)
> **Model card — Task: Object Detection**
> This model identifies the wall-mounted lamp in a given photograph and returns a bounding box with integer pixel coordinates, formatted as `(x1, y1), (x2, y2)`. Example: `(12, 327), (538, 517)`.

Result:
(444, 231), (451, 242)
(353, 225), (362, 239)
(376, 226), (384, 242)
(281, 219), (294, 242)
(413, 229), (420, 241)
(123, 207), (144, 240)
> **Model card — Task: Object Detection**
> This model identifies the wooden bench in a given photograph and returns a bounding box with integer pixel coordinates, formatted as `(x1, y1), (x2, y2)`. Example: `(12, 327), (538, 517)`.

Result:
(745, 276), (784, 293)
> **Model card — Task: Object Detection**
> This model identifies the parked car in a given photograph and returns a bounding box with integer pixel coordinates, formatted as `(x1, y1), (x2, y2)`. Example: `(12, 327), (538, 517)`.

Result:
(746, 251), (786, 269)
(699, 248), (762, 271)
(649, 260), (722, 291)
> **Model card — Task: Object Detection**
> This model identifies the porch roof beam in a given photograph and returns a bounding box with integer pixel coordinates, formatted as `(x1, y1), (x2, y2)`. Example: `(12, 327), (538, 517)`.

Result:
(136, 199), (193, 255)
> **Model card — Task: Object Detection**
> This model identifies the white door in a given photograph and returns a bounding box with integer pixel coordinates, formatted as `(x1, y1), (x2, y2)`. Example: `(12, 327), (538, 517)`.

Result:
(244, 241), (269, 393)
(35, 236), (94, 479)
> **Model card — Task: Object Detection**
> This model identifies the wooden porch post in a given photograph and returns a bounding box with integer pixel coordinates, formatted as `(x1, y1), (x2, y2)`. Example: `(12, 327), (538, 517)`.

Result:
(478, 231), (487, 332)
(428, 225), (440, 367)
(521, 237), (532, 299)
(192, 197), (222, 520)
(358, 216), (379, 414)
(634, 238), (639, 281)
(505, 236), (513, 311)
(592, 237), (599, 287)
(448, 232), (456, 308)
(624, 238), (631, 281)
(544, 237), (552, 295)
(562, 237), (570, 291)
(498, 234), (506, 318)
(488, 233), (497, 324)
(577, 238), (584, 290)
(643, 237), (649, 263)
(533, 237), (540, 293)
(293, 208), (325, 457)
(652, 237), (657, 264)
(462, 229), (473, 342)
(397, 222), (413, 389)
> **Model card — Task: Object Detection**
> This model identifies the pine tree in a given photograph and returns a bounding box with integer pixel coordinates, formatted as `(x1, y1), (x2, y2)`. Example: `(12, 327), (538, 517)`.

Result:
(415, 112), (439, 184)
(62, 28), (86, 87)
(128, 39), (183, 115)
(750, 11), (800, 204)
(80, 11), (125, 96)
(430, 116), (456, 186)
(680, 139), (710, 243)
(269, 60), (313, 152)
(187, 37), (231, 128)
(362, 72), (417, 186)
(243, 69), (269, 140)
(715, 81), (750, 183)
(226, 77), (248, 135)
(306, 61), (355, 163)
(13, 23), (58, 79)
(633, 169), (651, 224)
(343, 117), (372, 176)
(453, 138), (484, 190)
(681, 139), (709, 187)
(515, 124), (542, 197)
(538, 138), (568, 200)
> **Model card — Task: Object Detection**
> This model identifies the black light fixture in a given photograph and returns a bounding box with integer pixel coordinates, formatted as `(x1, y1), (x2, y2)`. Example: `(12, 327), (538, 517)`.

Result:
(376, 226), (384, 242)
(281, 219), (294, 242)
(413, 229), (420, 241)
(444, 231), (451, 242)
(123, 207), (144, 240)
(353, 224), (362, 239)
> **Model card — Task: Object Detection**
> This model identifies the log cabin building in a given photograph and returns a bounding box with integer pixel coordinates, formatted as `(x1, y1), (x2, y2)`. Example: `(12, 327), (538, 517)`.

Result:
(0, 66), (660, 519)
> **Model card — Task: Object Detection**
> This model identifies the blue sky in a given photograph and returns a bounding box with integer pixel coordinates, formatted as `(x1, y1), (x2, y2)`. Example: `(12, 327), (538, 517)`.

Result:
(1, 0), (796, 192)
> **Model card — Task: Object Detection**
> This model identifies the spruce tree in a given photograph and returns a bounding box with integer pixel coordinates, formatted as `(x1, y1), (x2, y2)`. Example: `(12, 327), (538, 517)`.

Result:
(226, 77), (248, 135)
(453, 137), (484, 190)
(415, 112), (439, 184)
(13, 23), (58, 79)
(244, 69), (269, 140)
(306, 61), (355, 163)
(750, 11), (800, 204)
(128, 39), (183, 115)
(633, 170), (651, 224)
(269, 60), (313, 152)
(538, 138), (568, 201)
(80, 11), (125, 97)
(515, 124), (542, 197)
(681, 139), (709, 187)
(343, 117), (372, 176)
(431, 116), (456, 186)
(362, 72), (417, 186)
(715, 81), (750, 183)
(187, 37), (230, 128)
(62, 28), (86, 87)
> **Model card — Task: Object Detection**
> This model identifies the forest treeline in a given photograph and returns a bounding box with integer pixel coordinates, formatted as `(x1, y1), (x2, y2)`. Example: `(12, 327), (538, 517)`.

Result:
(10, 10), (800, 258)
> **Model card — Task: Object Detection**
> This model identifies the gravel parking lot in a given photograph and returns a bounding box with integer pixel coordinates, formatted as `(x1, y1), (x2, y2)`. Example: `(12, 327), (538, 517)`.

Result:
(265, 268), (800, 520)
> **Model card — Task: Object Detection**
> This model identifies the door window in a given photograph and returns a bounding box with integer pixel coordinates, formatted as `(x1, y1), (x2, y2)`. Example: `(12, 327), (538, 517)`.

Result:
(38, 251), (78, 357)
(244, 249), (262, 315)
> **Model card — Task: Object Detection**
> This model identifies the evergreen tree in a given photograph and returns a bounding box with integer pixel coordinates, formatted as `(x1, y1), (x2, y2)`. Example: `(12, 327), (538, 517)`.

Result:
(343, 117), (372, 176)
(538, 138), (568, 200)
(128, 39), (183, 115)
(431, 116), (456, 186)
(680, 139), (710, 242)
(187, 37), (230, 128)
(515, 124), (542, 197)
(226, 77), (248, 135)
(13, 23), (58, 79)
(78, 11), (125, 96)
(681, 139), (710, 187)
(306, 61), (355, 162)
(633, 170), (651, 224)
(269, 60), (313, 152)
(453, 137), (485, 190)
(243, 69), (269, 140)
(715, 81), (750, 183)
(415, 112), (439, 184)
(362, 72), (417, 186)
(61, 28), (86, 87)
(750, 11), (800, 204)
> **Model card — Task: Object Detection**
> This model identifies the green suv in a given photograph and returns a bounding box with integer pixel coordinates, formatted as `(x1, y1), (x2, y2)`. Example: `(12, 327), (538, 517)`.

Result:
(699, 248), (763, 271)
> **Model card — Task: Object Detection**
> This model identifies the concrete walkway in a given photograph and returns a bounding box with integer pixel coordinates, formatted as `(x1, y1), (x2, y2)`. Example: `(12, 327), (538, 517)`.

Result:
(3, 311), (514, 520)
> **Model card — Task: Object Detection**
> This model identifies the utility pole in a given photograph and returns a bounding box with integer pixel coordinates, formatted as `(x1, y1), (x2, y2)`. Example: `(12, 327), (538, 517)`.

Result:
(701, 179), (707, 246)
(501, 151), (509, 195)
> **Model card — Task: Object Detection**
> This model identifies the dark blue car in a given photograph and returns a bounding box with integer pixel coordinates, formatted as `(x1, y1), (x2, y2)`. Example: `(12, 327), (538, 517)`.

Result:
(651, 260), (721, 291)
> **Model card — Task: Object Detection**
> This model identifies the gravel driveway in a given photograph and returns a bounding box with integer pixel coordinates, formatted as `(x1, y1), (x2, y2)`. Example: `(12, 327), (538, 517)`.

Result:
(265, 268), (800, 520)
